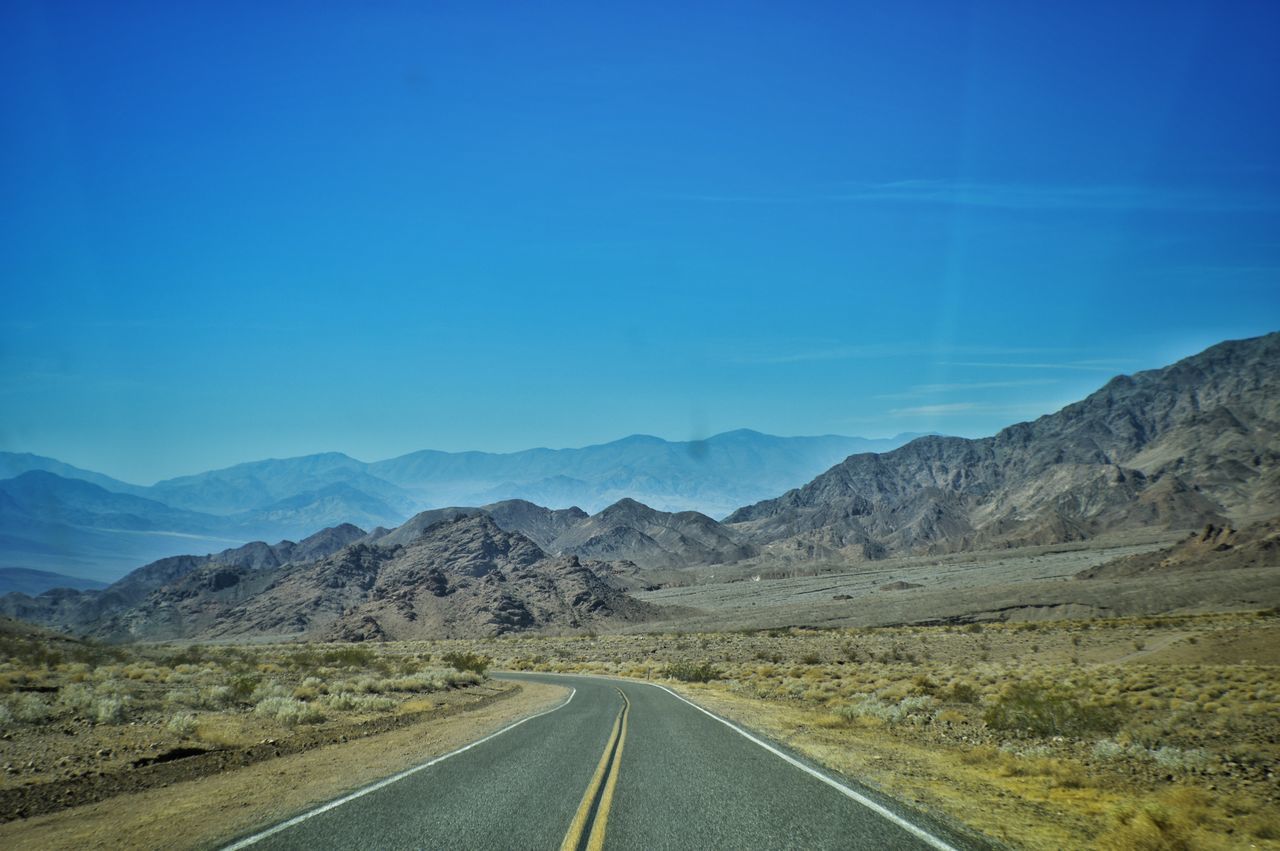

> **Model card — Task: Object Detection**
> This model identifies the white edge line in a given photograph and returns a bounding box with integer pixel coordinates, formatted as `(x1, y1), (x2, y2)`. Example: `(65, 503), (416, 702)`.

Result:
(647, 682), (960, 851)
(219, 687), (577, 850)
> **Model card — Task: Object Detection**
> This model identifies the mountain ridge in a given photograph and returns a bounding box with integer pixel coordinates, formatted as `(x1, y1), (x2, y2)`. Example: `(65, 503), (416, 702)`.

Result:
(725, 333), (1279, 559)
(1, 430), (912, 580)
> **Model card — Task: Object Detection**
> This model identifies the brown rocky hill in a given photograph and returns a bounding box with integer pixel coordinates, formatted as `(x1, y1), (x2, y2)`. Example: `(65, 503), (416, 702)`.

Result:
(94, 514), (656, 641)
(363, 498), (751, 570)
(726, 333), (1279, 560)
(1076, 517), (1280, 579)
(544, 498), (755, 567)
(0, 523), (367, 633)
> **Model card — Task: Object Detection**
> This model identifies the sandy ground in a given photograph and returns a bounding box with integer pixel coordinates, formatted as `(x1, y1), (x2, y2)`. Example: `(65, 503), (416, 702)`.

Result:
(629, 541), (1280, 631)
(0, 680), (568, 851)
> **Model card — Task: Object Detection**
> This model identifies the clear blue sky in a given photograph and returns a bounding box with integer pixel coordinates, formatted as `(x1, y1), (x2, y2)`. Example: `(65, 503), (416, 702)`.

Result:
(3, 1), (1279, 484)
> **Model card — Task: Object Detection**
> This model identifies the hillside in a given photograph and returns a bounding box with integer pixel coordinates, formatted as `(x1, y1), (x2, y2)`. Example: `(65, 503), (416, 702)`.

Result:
(94, 514), (658, 641)
(365, 499), (752, 570)
(546, 498), (755, 567)
(1076, 517), (1280, 579)
(0, 524), (366, 634)
(726, 333), (1280, 560)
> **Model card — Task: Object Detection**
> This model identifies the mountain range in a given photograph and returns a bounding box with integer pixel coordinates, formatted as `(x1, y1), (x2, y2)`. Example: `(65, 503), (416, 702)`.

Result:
(725, 333), (1279, 561)
(0, 431), (917, 585)
(0, 332), (1275, 640)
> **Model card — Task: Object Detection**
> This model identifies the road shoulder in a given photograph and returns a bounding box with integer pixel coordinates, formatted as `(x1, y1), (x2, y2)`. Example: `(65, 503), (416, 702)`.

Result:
(0, 680), (569, 851)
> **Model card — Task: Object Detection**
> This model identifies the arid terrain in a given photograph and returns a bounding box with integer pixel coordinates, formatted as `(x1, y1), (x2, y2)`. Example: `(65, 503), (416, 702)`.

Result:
(0, 618), (508, 826)
(431, 610), (1280, 849)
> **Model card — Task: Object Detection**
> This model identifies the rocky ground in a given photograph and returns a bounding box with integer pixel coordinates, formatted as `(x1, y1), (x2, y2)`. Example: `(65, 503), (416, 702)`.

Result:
(0, 627), (497, 822)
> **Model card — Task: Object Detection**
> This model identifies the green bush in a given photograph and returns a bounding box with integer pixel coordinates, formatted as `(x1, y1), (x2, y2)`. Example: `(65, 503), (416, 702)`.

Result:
(663, 660), (720, 683)
(984, 682), (1120, 737)
(441, 651), (491, 675)
(254, 696), (325, 725)
(322, 646), (374, 669)
(229, 674), (261, 703)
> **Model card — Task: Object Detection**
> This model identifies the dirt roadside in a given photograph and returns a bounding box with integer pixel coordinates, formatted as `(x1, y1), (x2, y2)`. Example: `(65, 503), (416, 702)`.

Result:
(0, 680), (568, 850)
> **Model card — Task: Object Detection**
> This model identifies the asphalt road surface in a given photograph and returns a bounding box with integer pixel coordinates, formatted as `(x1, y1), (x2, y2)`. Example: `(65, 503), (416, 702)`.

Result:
(223, 673), (983, 851)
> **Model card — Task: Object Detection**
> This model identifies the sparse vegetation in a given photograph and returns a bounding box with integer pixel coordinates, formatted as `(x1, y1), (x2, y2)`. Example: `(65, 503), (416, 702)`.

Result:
(0, 628), (493, 821)
(414, 611), (1279, 850)
(663, 660), (720, 682)
(441, 650), (491, 675)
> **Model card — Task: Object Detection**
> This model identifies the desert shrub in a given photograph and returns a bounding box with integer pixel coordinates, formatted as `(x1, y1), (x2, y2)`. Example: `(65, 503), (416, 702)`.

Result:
(59, 682), (96, 715)
(663, 660), (720, 683)
(163, 645), (205, 666)
(983, 682), (1120, 737)
(1095, 790), (1209, 851)
(167, 712), (198, 737)
(229, 674), (261, 703)
(322, 646), (374, 669)
(163, 688), (201, 710)
(319, 692), (395, 713)
(253, 696), (325, 725)
(250, 681), (291, 702)
(443, 671), (483, 687)
(1151, 746), (1211, 771)
(93, 695), (127, 724)
(836, 694), (936, 726)
(940, 681), (980, 704)
(441, 651), (491, 675)
(1092, 738), (1129, 761)
(384, 673), (442, 692)
(198, 685), (234, 709)
(7, 693), (51, 724)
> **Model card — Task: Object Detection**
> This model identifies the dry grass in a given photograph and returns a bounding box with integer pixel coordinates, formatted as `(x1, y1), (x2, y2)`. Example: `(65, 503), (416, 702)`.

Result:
(0, 634), (491, 808)
(435, 610), (1280, 849)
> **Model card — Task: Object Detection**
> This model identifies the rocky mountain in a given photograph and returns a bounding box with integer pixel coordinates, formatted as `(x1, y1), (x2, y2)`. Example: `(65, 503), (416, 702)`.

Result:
(364, 498), (752, 570)
(545, 498), (755, 567)
(0, 430), (914, 581)
(0, 569), (106, 597)
(146, 452), (416, 518)
(0, 524), (366, 634)
(1076, 518), (1280, 580)
(0, 471), (384, 582)
(368, 430), (919, 517)
(94, 514), (658, 642)
(0, 453), (149, 498)
(481, 500), (590, 550)
(726, 333), (1280, 560)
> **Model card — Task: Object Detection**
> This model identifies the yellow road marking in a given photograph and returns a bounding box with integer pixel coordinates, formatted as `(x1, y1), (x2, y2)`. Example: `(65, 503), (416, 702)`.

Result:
(585, 690), (628, 851)
(559, 688), (629, 851)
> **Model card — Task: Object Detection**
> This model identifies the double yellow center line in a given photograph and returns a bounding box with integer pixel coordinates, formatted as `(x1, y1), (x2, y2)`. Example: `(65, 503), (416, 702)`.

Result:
(560, 688), (630, 851)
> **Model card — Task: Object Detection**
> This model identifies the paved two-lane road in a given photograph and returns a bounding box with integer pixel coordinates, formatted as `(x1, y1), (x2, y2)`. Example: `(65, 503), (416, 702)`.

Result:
(224, 673), (983, 850)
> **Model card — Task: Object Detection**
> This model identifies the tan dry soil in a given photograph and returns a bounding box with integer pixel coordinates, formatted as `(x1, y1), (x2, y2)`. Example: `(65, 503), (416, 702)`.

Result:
(0, 680), (568, 851)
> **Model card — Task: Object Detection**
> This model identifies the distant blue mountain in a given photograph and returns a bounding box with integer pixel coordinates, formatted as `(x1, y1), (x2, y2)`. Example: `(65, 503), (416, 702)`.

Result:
(0, 430), (925, 580)
(0, 567), (107, 596)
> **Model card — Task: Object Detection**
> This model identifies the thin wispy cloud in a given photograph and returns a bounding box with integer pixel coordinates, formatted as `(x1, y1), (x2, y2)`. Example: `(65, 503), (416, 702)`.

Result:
(726, 342), (1091, 367)
(876, 378), (1059, 400)
(888, 400), (1070, 418)
(663, 180), (1279, 213)
(944, 360), (1127, 372)
(727, 343), (911, 365)
(889, 402), (980, 416)
(829, 180), (1280, 212)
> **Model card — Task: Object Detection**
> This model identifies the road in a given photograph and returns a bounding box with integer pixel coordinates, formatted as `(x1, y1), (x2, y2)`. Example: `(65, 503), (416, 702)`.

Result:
(223, 673), (982, 850)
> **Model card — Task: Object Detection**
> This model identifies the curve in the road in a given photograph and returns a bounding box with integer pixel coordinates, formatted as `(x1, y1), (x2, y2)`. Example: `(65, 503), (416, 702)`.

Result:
(219, 673), (984, 851)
